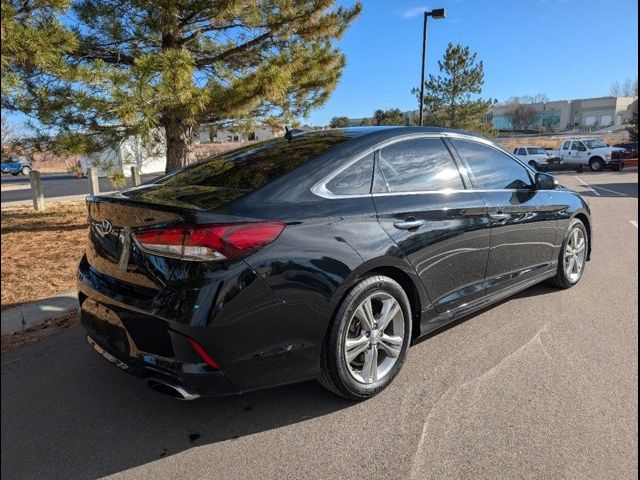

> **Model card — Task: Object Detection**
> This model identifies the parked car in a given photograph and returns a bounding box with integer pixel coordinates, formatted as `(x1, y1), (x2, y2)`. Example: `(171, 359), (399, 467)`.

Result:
(79, 127), (592, 401)
(613, 142), (638, 158)
(512, 146), (562, 170)
(1, 156), (32, 176)
(553, 138), (626, 171)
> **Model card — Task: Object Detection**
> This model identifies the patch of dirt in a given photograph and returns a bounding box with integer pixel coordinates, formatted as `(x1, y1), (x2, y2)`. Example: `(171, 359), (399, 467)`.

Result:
(1, 201), (87, 310)
(1, 311), (79, 353)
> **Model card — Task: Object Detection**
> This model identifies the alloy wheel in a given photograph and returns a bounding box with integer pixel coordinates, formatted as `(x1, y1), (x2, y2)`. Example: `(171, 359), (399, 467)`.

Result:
(564, 227), (586, 282)
(343, 292), (404, 384)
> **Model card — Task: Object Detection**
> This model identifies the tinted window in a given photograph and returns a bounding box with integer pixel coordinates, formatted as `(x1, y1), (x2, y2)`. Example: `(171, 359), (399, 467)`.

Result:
(325, 153), (373, 195)
(157, 132), (352, 191)
(373, 138), (464, 193)
(451, 139), (533, 190)
(527, 147), (546, 154)
(517, 148), (527, 155)
(562, 142), (570, 150)
(571, 141), (585, 151)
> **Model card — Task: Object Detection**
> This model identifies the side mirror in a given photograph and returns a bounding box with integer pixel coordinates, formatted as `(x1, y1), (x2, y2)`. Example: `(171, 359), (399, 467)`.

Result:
(535, 172), (558, 190)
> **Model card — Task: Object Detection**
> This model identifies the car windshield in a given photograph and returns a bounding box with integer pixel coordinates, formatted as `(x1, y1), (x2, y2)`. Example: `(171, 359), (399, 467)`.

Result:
(583, 139), (607, 149)
(156, 131), (352, 191)
(527, 148), (546, 154)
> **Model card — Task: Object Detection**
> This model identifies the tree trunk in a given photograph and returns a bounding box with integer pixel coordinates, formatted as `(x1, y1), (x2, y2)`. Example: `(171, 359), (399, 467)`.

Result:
(163, 117), (196, 173)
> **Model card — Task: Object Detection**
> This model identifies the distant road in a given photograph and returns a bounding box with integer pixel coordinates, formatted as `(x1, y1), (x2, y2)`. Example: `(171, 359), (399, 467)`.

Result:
(1, 172), (159, 203)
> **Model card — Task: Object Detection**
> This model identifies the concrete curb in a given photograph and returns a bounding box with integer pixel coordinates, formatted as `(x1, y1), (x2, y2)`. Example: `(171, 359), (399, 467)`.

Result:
(1, 292), (79, 335)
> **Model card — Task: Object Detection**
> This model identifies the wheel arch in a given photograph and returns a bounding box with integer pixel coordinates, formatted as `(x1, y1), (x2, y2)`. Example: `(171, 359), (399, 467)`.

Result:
(327, 258), (430, 340)
(572, 211), (592, 260)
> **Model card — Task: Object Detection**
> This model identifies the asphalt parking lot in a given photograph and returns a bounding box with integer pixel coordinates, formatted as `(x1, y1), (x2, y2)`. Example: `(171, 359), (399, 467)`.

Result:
(1, 169), (637, 480)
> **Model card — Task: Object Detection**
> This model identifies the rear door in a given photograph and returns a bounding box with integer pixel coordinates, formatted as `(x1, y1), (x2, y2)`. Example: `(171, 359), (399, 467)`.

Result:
(449, 138), (558, 294)
(372, 136), (490, 313)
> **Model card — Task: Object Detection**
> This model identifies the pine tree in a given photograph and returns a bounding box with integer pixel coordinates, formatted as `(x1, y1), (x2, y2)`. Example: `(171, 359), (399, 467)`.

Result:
(627, 113), (638, 142)
(1, 1), (361, 172)
(412, 43), (494, 135)
(373, 108), (405, 126)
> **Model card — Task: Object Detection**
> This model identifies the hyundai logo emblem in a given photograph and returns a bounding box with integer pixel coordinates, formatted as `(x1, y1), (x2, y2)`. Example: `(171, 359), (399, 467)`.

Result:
(96, 219), (113, 236)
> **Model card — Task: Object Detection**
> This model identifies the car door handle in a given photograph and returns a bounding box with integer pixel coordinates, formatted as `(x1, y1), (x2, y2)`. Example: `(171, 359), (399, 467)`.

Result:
(393, 219), (425, 230)
(488, 212), (511, 221)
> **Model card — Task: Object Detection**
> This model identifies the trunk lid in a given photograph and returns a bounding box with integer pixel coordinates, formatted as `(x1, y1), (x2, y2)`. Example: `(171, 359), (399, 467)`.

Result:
(85, 185), (250, 289)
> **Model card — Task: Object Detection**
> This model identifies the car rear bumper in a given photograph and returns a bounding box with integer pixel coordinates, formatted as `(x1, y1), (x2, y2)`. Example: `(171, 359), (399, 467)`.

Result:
(80, 296), (242, 397)
(77, 253), (328, 397)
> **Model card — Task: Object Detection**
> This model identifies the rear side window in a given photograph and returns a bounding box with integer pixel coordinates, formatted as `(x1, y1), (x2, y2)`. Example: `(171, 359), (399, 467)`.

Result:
(563, 142), (570, 150)
(517, 148), (527, 156)
(373, 138), (464, 193)
(157, 132), (352, 191)
(325, 152), (374, 195)
(451, 139), (533, 190)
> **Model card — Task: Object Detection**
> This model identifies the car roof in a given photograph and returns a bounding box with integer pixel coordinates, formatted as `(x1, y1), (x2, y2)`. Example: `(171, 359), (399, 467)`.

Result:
(293, 125), (487, 142)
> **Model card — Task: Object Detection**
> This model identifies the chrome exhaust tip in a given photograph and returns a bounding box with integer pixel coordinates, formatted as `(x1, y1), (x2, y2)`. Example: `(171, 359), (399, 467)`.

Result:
(147, 380), (201, 401)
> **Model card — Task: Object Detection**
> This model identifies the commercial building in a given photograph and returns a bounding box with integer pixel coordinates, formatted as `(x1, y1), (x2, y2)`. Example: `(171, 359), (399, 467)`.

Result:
(489, 96), (637, 132)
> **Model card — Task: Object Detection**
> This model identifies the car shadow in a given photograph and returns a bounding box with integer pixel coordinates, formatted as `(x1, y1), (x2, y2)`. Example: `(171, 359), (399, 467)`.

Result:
(1, 327), (353, 479)
(582, 182), (638, 198)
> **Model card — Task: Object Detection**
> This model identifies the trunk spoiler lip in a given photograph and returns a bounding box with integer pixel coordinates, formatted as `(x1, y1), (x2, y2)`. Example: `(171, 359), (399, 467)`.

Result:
(86, 184), (252, 215)
(85, 194), (270, 231)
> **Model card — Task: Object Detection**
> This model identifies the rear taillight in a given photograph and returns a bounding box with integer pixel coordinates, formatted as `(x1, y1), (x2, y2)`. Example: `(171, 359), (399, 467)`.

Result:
(132, 222), (285, 261)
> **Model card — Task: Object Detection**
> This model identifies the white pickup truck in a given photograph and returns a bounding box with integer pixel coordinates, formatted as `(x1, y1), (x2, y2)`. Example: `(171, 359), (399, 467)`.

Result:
(512, 146), (562, 170)
(553, 138), (626, 171)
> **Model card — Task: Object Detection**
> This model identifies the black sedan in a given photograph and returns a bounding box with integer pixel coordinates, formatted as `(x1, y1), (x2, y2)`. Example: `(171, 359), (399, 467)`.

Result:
(78, 127), (592, 400)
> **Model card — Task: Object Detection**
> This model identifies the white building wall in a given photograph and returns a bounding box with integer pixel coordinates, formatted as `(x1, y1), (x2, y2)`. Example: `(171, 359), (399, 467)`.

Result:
(80, 131), (166, 177)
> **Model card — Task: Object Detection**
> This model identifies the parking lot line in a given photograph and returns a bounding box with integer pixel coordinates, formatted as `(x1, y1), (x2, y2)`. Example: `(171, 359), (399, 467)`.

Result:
(630, 220), (638, 229)
(576, 177), (600, 196)
(588, 185), (627, 196)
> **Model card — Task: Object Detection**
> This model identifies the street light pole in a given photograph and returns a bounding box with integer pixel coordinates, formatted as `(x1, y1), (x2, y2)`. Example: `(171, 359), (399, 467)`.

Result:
(418, 8), (446, 127)
(418, 12), (428, 127)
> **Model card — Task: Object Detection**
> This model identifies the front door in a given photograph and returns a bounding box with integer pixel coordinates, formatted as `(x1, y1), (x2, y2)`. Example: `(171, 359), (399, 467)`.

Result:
(371, 136), (491, 314)
(449, 138), (558, 294)
(570, 140), (588, 164)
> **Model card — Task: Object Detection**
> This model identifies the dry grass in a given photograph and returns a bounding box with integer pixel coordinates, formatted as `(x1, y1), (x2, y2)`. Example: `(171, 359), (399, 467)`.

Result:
(498, 135), (626, 151)
(1, 311), (79, 352)
(1, 201), (88, 310)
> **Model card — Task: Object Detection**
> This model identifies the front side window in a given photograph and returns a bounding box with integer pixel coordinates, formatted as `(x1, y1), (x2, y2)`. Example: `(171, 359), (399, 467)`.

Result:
(373, 137), (464, 193)
(451, 139), (533, 190)
(517, 148), (527, 156)
(325, 152), (374, 195)
(571, 141), (585, 151)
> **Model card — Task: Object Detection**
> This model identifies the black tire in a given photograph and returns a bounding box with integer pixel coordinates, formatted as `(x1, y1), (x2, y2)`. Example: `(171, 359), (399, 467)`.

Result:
(547, 219), (588, 289)
(589, 157), (604, 172)
(319, 275), (412, 400)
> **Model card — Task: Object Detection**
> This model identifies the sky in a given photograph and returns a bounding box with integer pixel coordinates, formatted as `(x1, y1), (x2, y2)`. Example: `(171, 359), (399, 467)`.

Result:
(306, 0), (639, 125)
(3, 0), (638, 131)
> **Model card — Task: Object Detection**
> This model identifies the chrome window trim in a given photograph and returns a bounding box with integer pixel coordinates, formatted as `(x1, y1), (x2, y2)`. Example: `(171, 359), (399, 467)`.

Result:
(311, 132), (539, 199)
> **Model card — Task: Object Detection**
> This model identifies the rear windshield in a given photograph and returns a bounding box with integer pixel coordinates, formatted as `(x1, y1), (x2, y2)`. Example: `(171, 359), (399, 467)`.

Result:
(156, 132), (352, 191)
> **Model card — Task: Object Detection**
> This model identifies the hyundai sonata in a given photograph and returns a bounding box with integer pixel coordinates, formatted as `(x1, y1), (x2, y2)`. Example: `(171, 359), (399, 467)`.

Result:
(79, 127), (591, 400)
